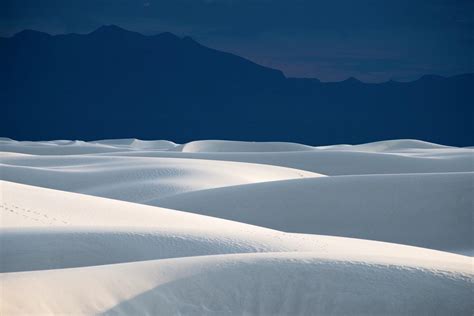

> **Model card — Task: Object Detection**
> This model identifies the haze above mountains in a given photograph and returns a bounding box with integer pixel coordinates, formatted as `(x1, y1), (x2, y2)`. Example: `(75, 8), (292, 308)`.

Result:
(1, 25), (473, 146)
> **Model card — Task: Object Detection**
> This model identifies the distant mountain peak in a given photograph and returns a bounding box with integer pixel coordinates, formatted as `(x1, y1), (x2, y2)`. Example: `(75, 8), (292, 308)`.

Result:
(13, 29), (51, 39)
(342, 76), (362, 84)
(89, 25), (140, 37)
(93, 25), (125, 33)
(1, 25), (473, 146)
(152, 32), (181, 41)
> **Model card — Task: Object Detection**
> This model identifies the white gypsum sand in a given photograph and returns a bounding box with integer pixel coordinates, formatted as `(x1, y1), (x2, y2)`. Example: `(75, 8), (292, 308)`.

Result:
(1, 138), (473, 315)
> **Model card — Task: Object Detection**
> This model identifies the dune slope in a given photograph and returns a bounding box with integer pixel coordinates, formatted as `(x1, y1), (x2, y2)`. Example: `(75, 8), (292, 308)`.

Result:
(156, 172), (474, 254)
(1, 138), (473, 315)
(1, 181), (472, 315)
(0, 155), (320, 202)
(1, 252), (472, 316)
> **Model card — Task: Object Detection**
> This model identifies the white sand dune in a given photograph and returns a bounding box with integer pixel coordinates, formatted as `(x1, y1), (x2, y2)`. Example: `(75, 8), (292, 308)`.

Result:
(0, 180), (333, 272)
(1, 182), (472, 315)
(0, 139), (126, 155)
(156, 172), (474, 254)
(2, 181), (468, 273)
(317, 139), (452, 152)
(178, 140), (315, 152)
(1, 138), (457, 154)
(1, 138), (473, 315)
(2, 252), (472, 315)
(0, 155), (320, 202)
(92, 145), (474, 175)
(92, 138), (179, 150)
(3, 138), (473, 175)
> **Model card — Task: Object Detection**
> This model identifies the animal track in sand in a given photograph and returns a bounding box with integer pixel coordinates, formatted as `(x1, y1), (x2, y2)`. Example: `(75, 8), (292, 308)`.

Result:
(1, 202), (69, 225)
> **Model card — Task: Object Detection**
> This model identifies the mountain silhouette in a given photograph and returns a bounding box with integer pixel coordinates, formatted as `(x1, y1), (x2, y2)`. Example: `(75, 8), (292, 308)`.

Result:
(1, 25), (473, 145)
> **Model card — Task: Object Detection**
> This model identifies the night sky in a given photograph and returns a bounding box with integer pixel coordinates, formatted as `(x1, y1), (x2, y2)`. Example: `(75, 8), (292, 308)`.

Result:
(1, 0), (472, 82)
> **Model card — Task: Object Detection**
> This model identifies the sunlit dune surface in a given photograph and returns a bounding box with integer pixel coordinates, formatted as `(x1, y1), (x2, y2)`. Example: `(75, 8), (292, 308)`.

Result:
(1, 138), (473, 315)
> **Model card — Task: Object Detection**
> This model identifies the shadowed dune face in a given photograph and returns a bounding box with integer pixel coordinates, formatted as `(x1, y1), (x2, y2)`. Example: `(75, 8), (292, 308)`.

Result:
(1, 138), (473, 315)
(2, 251), (472, 315)
(98, 255), (472, 316)
(155, 172), (474, 254)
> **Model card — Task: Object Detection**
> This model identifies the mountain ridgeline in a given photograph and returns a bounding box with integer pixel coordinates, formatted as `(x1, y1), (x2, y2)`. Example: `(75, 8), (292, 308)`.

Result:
(1, 25), (473, 145)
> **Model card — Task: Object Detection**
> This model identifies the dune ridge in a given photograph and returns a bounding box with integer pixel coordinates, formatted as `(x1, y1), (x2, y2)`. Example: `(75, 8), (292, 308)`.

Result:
(1, 138), (473, 315)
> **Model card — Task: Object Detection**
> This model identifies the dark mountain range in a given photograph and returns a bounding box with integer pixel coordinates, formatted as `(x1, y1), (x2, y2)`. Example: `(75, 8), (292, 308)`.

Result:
(1, 25), (473, 145)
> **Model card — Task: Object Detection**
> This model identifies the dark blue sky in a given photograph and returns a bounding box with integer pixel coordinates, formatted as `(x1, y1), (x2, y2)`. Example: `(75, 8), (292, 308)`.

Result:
(1, 0), (472, 82)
